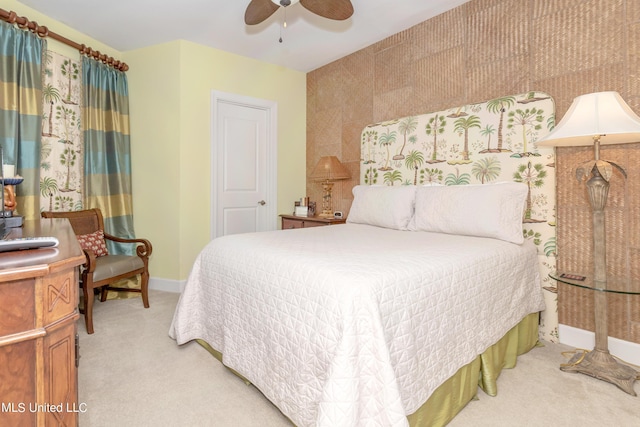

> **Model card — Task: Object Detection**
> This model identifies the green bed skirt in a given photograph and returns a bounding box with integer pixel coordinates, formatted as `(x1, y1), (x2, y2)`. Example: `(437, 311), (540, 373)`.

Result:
(197, 312), (540, 427)
(406, 312), (540, 426)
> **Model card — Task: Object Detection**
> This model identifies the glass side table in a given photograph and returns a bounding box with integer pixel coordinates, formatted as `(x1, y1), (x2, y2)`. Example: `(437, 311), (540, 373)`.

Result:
(549, 271), (639, 395)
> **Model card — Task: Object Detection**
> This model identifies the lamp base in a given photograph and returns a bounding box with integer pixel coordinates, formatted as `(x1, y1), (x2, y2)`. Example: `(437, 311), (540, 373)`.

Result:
(560, 349), (637, 395)
(319, 180), (335, 219)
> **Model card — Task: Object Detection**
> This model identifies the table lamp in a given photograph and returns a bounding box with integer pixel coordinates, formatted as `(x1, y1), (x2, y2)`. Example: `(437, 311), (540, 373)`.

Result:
(310, 156), (350, 218)
(537, 91), (640, 394)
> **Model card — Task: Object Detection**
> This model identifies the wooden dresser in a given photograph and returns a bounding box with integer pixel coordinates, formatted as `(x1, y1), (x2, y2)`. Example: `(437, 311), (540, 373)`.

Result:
(0, 219), (85, 426)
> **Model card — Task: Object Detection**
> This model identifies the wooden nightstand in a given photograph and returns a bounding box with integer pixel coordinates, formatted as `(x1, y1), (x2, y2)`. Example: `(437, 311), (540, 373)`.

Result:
(280, 214), (346, 229)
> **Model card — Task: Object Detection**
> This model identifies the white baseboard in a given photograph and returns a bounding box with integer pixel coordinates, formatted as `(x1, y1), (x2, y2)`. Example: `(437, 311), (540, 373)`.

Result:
(148, 277), (184, 293)
(559, 324), (640, 366)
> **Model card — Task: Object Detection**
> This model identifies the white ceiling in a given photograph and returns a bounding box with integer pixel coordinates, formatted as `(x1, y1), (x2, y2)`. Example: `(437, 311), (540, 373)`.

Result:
(17, 0), (470, 73)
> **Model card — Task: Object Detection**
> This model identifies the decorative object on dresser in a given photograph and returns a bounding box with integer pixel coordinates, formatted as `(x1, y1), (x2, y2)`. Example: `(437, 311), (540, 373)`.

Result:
(41, 209), (152, 334)
(309, 156), (350, 218)
(280, 213), (346, 229)
(0, 148), (23, 228)
(0, 218), (85, 427)
(537, 91), (640, 395)
(293, 196), (310, 217)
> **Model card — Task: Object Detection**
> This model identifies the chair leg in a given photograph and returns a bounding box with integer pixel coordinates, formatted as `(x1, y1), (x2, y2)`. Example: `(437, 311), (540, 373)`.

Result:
(141, 270), (150, 308)
(83, 281), (95, 334)
(100, 286), (108, 302)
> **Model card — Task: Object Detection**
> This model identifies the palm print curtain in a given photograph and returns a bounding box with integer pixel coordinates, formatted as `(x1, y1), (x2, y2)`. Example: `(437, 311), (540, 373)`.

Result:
(0, 20), (45, 220)
(82, 56), (135, 255)
(40, 51), (83, 212)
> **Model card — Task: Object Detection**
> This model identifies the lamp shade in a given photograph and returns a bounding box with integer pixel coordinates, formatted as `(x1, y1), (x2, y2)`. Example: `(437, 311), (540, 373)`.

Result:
(310, 156), (350, 181)
(537, 91), (640, 147)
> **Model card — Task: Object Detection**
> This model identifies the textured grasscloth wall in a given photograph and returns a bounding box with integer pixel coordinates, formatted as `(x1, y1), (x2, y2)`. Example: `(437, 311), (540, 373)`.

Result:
(306, 0), (640, 344)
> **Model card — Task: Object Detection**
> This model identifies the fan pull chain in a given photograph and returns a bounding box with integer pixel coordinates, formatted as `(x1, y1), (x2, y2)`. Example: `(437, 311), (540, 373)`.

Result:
(279, 7), (287, 43)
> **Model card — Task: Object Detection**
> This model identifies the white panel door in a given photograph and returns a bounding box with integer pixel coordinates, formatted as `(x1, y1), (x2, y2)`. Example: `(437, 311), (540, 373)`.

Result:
(211, 92), (277, 239)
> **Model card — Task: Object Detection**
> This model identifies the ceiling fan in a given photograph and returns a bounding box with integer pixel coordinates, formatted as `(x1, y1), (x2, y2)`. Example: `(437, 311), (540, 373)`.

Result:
(244, 0), (354, 25)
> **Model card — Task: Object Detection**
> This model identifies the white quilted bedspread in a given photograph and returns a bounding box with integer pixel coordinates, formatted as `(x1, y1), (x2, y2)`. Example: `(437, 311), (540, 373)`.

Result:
(169, 224), (545, 427)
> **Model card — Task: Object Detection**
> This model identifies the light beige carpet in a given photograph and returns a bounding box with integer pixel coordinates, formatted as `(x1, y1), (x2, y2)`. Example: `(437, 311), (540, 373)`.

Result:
(78, 290), (640, 426)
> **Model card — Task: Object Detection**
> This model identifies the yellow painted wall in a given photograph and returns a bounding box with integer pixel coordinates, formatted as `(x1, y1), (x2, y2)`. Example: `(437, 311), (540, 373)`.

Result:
(125, 40), (307, 280)
(124, 43), (183, 281)
(5, 0), (307, 282)
(181, 41), (306, 279)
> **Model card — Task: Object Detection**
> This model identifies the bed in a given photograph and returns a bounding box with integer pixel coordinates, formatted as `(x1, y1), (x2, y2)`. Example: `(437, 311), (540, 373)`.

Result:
(170, 92), (557, 426)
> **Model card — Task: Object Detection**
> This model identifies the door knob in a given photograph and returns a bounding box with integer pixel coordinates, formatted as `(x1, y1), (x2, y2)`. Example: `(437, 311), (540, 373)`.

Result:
(258, 200), (266, 206)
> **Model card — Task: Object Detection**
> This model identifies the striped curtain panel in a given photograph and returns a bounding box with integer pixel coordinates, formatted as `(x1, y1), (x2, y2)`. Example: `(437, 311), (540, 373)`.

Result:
(82, 56), (136, 255)
(0, 21), (45, 220)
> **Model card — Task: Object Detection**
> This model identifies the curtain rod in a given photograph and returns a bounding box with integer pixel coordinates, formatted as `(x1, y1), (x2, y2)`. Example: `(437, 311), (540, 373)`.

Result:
(0, 8), (128, 72)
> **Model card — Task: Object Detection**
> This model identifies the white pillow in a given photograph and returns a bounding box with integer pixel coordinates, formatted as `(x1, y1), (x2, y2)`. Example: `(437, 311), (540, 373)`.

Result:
(347, 185), (416, 230)
(409, 182), (528, 244)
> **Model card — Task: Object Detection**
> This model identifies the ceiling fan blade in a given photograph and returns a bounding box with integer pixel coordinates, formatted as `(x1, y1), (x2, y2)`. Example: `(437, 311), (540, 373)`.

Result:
(245, 0), (280, 25)
(299, 0), (354, 21)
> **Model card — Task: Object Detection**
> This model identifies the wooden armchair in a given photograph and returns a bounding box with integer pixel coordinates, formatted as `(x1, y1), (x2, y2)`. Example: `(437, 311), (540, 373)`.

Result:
(41, 209), (152, 334)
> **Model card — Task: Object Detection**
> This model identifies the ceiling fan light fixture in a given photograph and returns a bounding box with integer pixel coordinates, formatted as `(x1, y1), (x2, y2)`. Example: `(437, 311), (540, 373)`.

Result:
(245, 0), (353, 26)
(271, 0), (298, 6)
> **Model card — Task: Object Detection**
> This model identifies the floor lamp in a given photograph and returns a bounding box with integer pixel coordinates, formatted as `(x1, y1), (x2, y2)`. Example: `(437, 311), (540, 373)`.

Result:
(537, 91), (640, 394)
(310, 156), (350, 218)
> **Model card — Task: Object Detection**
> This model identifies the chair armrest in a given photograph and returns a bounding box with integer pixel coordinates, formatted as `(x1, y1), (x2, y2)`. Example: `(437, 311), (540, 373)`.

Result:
(104, 234), (153, 258)
(82, 248), (97, 273)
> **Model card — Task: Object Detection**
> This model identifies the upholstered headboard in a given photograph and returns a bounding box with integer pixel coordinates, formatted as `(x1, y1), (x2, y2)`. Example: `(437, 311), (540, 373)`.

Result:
(359, 91), (558, 341)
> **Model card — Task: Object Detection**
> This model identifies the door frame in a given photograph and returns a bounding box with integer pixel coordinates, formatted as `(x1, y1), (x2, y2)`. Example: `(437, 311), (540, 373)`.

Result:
(210, 91), (278, 240)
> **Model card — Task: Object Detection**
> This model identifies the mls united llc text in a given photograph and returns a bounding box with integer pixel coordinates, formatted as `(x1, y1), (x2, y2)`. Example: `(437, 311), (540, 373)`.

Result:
(1, 402), (87, 413)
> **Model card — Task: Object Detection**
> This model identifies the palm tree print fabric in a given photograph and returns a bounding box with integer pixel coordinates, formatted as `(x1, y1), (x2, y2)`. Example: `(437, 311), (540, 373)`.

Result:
(40, 51), (83, 213)
(360, 91), (559, 342)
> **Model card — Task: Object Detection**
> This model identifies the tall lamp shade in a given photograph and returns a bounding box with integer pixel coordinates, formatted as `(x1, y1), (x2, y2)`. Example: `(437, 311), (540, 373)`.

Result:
(537, 91), (640, 147)
(537, 91), (640, 395)
(310, 156), (350, 218)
